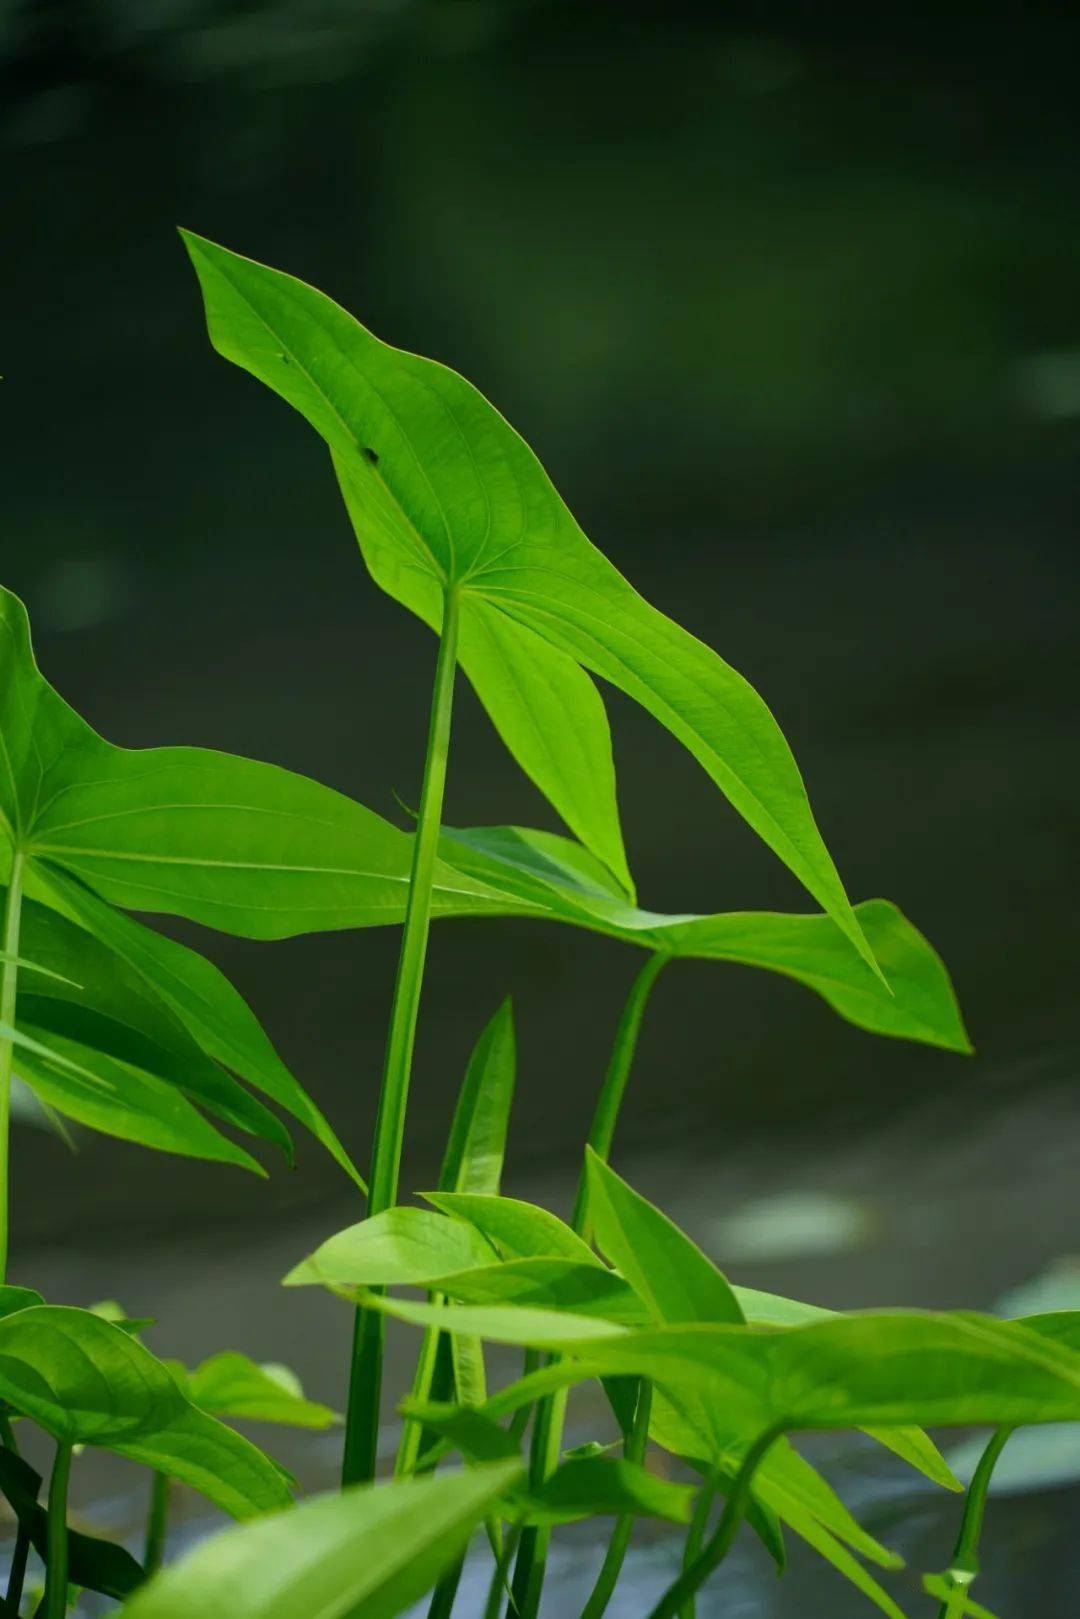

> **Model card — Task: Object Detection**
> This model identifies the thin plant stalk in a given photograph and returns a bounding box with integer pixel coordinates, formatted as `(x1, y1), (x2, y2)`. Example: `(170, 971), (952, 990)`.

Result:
(426, 1545), (466, 1619)
(571, 951), (670, 1234)
(395, 1293), (446, 1478)
(483, 1518), (523, 1619)
(43, 1439), (72, 1619)
(645, 1426), (784, 1619)
(143, 1470), (171, 1574)
(513, 951), (669, 1611)
(0, 848), (26, 1286)
(6, 1524), (29, 1612)
(678, 1465), (720, 1619)
(579, 1378), (654, 1619)
(343, 588), (461, 1487)
(936, 1426), (1013, 1619)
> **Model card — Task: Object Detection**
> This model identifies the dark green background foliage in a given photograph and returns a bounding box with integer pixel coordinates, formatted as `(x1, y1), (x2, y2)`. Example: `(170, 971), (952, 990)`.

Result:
(1, 5), (1078, 1608)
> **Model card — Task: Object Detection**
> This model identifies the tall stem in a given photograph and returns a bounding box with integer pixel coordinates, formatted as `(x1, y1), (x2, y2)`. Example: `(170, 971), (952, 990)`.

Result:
(678, 1465), (719, 1619)
(0, 849), (26, 1286)
(937, 1426), (1012, 1619)
(43, 1440), (72, 1619)
(645, 1426), (784, 1619)
(571, 951), (669, 1234)
(579, 1379), (654, 1619)
(512, 951), (669, 1612)
(342, 589), (461, 1487)
(143, 1470), (171, 1574)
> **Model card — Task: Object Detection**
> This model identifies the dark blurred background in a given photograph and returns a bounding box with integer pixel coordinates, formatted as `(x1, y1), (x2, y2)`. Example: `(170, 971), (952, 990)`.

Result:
(3, 3), (1079, 1611)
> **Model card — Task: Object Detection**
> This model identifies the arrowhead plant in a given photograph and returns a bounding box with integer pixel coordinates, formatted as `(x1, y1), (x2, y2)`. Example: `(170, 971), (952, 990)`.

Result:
(0, 228), (1067, 1619)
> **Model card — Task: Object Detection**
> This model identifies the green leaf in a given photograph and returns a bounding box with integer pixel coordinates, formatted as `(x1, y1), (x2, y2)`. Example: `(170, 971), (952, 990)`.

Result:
(113, 1404), (294, 1520)
(182, 1353), (339, 1429)
(437, 997), (516, 1197)
(530, 1455), (694, 1526)
(38, 867), (360, 1185)
(585, 1150), (742, 1324)
(283, 1207), (498, 1289)
(181, 233), (877, 973)
(0, 1446), (145, 1600)
(441, 826), (970, 1052)
(4, 1020), (264, 1172)
(358, 1289), (626, 1347)
(429, 1258), (646, 1323)
(0, 1305), (185, 1443)
(0, 1306), (291, 1519)
(397, 1400), (521, 1465)
(0, 1284), (43, 1318)
(423, 1192), (599, 1266)
(733, 1284), (959, 1491)
(1016, 1310), (1080, 1354)
(120, 1459), (524, 1619)
(0, 586), (518, 942)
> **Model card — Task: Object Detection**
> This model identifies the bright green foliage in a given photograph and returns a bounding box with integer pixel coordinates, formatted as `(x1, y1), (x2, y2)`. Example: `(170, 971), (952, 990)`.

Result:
(0, 1305), (291, 1518)
(285, 1207), (498, 1290)
(181, 232), (882, 972)
(441, 825), (970, 1052)
(120, 1460), (524, 1619)
(169, 1353), (340, 1430)
(425, 1191), (600, 1265)
(0, 588), (512, 943)
(437, 997), (516, 1197)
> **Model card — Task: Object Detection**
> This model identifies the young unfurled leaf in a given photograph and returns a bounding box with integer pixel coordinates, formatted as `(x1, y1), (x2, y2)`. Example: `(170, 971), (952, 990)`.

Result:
(441, 825), (970, 1053)
(284, 1206), (498, 1290)
(585, 1150), (742, 1325)
(0, 1306), (291, 1519)
(121, 1460), (524, 1619)
(177, 1353), (339, 1430)
(0, 1446), (145, 1601)
(181, 233), (878, 973)
(438, 998), (516, 1198)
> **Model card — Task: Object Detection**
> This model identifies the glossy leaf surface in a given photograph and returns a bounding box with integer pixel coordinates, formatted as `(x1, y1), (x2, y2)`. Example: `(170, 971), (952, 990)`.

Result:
(182, 233), (877, 969)
(285, 1207), (498, 1289)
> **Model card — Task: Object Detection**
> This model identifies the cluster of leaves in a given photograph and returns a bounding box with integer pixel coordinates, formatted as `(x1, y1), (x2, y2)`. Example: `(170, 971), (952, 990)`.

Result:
(0, 230), (1070, 1619)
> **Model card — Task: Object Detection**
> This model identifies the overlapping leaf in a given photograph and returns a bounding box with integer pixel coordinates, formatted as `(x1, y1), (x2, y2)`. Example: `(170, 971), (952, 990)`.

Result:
(182, 232), (884, 972)
(0, 588), (518, 940)
(440, 825), (970, 1052)
(120, 1460), (524, 1619)
(0, 1306), (291, 1518)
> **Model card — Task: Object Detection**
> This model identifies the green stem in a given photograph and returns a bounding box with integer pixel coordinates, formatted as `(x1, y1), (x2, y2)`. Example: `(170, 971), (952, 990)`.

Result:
(937, 1426), (1012, 1619)
(395, 1303), (446, 1477)
(579, 1379), (654, 1619)
(571, 951), (669, 1235)
(511, 951), (669, 1610)
(0, 849), (26, 1287)
(510, 1387), (568, 1619)
(678, 1465), (719, 1619)
(143, 1470), (170, 1574)
(43, 1440), (72, 1619)
(342, 589), (461, 1488)
(645, 1426), (784, 1619)
(426, 1545), (465, 1619)
(482, 1519), (523, 1619)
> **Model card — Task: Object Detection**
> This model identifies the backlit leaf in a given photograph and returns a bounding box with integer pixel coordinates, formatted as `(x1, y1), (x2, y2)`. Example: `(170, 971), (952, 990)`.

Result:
(181, 233), (877, 973)
(120, 1460), (524, 1619)
(284, 1207), (498, 1290)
